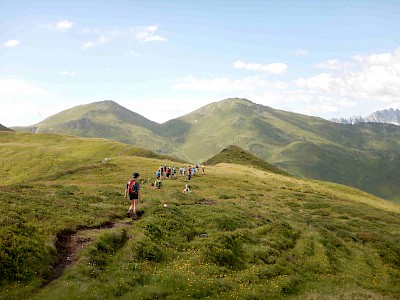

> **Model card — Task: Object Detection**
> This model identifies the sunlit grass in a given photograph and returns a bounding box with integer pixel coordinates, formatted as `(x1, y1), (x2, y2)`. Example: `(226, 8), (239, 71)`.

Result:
(1, 132), (400, 299)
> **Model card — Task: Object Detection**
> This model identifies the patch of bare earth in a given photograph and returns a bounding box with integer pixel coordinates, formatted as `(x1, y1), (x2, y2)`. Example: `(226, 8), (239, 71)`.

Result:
(45, 218), (136, 284)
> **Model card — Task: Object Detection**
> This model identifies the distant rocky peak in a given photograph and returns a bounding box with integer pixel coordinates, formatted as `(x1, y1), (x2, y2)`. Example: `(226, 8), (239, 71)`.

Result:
(331, 108), (400, 126)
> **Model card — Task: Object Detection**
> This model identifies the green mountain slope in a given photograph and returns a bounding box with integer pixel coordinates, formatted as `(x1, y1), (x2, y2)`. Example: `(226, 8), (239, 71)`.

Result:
(205, 144), (288, 176)
(13, 100), (169, 152)
(1, 131), (400, 299)
(11, 98), (400, 202)
(164, 98), (400, 202)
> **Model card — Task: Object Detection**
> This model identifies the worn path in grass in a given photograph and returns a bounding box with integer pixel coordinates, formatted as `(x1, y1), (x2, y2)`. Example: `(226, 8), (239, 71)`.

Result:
(47, 217), (139, 284)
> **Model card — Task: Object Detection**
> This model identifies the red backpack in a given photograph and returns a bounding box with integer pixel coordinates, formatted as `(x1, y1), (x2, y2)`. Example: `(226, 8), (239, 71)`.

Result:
(128, 180), (138, 194)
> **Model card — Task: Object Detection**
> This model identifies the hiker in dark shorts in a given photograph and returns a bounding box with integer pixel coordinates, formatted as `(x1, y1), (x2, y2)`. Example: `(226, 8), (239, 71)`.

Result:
(166, 167), (171, 179)
(125, 172), (141, 220)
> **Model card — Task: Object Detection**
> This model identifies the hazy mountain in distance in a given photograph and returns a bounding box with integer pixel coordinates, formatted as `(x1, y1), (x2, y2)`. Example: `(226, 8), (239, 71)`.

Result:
(332, 108), (400, 125)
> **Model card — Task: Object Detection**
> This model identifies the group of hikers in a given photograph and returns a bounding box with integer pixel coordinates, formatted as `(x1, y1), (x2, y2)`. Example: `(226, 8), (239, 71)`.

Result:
(124, 163), (204, 220)
(155, 164), (205, 181)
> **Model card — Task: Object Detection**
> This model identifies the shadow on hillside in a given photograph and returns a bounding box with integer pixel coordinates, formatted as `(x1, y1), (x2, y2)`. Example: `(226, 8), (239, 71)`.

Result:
(159, 119), (193, 144)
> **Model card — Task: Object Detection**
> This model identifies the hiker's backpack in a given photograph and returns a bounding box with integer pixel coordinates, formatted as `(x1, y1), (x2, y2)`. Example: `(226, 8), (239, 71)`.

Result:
(156, 180), (162, 188)
(128, 180), (138, 194)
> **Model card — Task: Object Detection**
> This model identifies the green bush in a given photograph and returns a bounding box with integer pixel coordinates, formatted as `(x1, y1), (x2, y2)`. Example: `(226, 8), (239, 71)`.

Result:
(87, 229), (128, 269)
(0, 216), (51, 281)
(133, 238), (165, 263)
(203, 233), (245, 269)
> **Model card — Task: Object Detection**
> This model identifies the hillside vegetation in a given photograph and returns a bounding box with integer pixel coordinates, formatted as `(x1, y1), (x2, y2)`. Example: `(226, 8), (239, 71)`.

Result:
(1, 131), (400, 299)
(205, 145), (288, 176)
(12, 98), (400, 202)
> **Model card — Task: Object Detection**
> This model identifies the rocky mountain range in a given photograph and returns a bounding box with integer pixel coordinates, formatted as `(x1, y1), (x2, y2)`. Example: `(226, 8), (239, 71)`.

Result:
(331, 108), (400, 125)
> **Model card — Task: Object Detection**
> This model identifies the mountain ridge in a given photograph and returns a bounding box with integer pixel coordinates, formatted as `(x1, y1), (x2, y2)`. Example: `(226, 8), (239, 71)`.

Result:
(11, 98), (400, 202)
(331, 108), (400, 125)
(0, 123), (12, 131)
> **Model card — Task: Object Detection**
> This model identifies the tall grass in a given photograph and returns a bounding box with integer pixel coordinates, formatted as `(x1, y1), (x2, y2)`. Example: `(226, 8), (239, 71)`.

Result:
(0, 132), (399, 299)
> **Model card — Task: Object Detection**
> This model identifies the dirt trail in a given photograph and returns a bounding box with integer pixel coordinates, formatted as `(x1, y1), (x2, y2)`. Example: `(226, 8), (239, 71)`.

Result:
(45, 218), (136, 284)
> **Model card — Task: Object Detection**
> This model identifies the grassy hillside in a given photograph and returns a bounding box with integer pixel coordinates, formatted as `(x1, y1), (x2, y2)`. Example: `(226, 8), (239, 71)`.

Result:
(10, 98), (400, 202)
(164, 98), (400, 202)
(205, 144), (289, 176)
(1, 131), (400, 299)
(12, 100), (170, 153)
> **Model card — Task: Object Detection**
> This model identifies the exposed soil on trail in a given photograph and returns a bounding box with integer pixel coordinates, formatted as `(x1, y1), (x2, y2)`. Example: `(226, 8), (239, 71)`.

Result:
(44, 213), (144, 285)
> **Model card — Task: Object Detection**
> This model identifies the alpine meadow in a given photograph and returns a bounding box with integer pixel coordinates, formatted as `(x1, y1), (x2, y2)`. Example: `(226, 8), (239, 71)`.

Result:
(1, 130), (400, 299)
(14, 98), (400, 203)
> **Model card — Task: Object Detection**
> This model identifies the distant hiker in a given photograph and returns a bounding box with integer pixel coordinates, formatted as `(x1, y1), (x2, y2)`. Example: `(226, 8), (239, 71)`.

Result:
(202, 164), (205, 174)
(160, 165), (164, 179)
(187, 165), (192, 180)
(166, 167), (171, 179)
(179, 167), (183, 176)
(156, 169), (161, 180)
(153, 179), (162, 189)
(126, 172), (141, 220)
(183, 184), (191, 194)
(172, 166), (177, 177)
(196, 163), (200, 173)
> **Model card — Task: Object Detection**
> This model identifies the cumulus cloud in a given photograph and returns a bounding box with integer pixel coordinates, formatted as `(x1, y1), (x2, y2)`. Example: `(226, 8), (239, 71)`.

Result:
(171, 46), (400, 119)
(135, 25), (167, 43)
(4, 40), (20, 47)
(299, 48), (400, 102)
(233, 60), (288, 75)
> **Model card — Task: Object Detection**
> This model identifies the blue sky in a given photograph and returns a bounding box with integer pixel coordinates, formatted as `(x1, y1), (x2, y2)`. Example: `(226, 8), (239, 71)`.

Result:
(1, 0), (400, 126)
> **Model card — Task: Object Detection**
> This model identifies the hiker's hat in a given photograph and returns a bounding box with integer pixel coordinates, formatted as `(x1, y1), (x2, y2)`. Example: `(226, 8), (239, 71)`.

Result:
(133, 172), (140, 178)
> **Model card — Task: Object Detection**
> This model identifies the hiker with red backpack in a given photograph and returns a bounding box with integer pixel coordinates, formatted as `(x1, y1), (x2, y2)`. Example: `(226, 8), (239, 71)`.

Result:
(125, 172), (141, 220)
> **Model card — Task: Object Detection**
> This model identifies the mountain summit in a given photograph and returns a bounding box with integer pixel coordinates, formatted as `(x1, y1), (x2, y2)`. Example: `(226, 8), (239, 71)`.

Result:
(11, 98), (400, 202)
(332, 108), (400, 125)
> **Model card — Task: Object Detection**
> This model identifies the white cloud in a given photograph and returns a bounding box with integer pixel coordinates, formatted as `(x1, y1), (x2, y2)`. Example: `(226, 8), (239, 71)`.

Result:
(0, 78), (45, 97)
(43, 20), (73, 31)
(298, 48), (400, 102)
(135, 25), (167, 43)
(353, 52), (394, 66)
(233, 60), (288, 75)
(79, 29), (121, 50)
(4, 40), (20, 47)
(171, 46), (400, 120)
(0, 78), (49, 126)
(315, 59), (353, 71)
(56, 20), (73, 31)
(61, 70), (75, 76)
